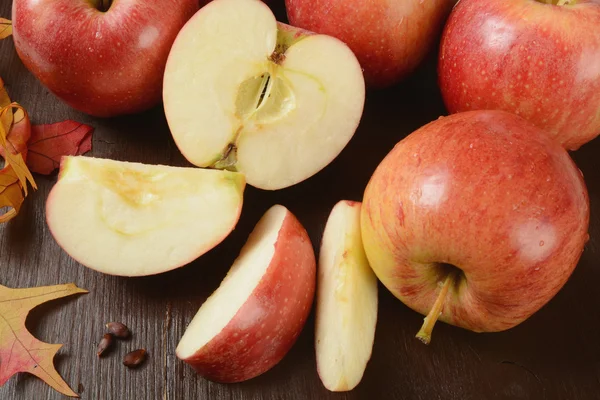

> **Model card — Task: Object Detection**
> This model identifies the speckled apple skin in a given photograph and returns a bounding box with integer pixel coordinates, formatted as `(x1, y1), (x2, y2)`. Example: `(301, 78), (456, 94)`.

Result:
(439, 0), (600, 150)
(11, 0), (199, 117)
(286, 0), (455, 87)
(361, 110), (589, 333)
(180, 210), (316, 383)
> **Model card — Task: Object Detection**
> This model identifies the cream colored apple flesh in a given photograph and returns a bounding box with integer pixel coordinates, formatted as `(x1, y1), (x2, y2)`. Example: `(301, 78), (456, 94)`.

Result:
(176, 205), (316, 383)
(46, 156), (245, 277)
(163, 0), (365, 190)
(316, 201), (378, 392)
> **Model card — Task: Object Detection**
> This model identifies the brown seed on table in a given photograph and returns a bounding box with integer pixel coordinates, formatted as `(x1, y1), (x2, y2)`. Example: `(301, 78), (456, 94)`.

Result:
(106, 322), (131, 339)
(96, 333), (113, 357)
(123, 349), (147, 368)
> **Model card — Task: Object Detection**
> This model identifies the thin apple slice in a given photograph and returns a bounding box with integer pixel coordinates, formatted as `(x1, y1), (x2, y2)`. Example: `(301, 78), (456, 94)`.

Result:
(176, 204), (316, 383)
(163, 0), (365, 190)
(46, 156), (245, 276)
(316, 200), (378, 391)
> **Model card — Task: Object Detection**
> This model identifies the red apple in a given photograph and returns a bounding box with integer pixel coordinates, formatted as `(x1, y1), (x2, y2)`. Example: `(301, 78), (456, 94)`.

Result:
(11, 0), (199, 117)
(286, 0), (455, 87)
(439, 0), (600, 150)
(176, 205), (316, 383)
(361, 110), (589, 343)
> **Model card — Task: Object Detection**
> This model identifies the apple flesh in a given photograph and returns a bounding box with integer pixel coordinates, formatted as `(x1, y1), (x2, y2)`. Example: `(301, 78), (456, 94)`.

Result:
(176, 205), (315, 383)
(316, 200), (377, 392)
(361, 110), (589, 341)
(46, 156), (245, 277)
(285, 0), (456, 87)
(438, 0), (600, 150)
(12, 0), (198, 117)
(163, 0), (365, 190)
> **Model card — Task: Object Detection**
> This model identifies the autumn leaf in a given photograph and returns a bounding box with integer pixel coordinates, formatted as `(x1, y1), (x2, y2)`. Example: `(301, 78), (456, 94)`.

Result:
(0, 283), (88, 397)
(27, 121), (94, 175)
(0, 166), (24, 223)
(0, 103), (36, 195)
(0, 19), (11, 40)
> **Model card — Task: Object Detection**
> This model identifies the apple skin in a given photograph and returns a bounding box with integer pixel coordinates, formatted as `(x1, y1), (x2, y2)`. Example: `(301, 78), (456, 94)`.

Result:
(179, 208), (316, 383)
(11, 0), (199, 117)
(285, 0), (455, 87)
(439, 0), (600, 150)
(361, 110), (589, 333)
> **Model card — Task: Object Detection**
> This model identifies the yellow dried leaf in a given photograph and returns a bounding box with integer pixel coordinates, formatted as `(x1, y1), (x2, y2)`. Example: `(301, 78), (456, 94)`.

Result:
(0, 18), (12, 40)
(0, 103), (36, 195)
(0, 283), (88, 397)
(0, 165), (24, 223)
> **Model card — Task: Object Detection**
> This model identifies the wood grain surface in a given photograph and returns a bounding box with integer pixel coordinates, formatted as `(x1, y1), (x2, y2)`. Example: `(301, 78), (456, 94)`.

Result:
(2, 1), (600, 399)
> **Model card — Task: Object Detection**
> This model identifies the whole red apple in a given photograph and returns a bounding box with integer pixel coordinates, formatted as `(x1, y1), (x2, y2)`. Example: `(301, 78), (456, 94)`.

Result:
(439, 0), (600, 150)
(11, 0), (199, 117)
(361, 110), (589, 342)
(285, 0), (455, 87)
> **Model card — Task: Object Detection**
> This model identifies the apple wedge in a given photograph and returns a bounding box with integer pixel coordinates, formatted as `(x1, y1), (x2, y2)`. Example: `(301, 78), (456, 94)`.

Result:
(163, 0), (365, 190)
(316, 200), (378, 391)
(46, 156), (245, 277)
(176, 205), (316, 383)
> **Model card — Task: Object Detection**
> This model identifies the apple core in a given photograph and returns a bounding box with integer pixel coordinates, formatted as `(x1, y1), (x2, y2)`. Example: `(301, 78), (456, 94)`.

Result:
(535, 0), (576, 5)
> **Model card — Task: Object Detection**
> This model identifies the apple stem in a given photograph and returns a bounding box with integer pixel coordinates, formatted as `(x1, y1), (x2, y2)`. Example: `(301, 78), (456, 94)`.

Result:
(415, 272), (457, 345)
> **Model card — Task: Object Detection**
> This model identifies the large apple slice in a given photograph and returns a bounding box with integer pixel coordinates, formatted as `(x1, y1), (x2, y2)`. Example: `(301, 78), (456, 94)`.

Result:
(163, 0), (365, 190)
(176, 205), (316, 383)
(316, 200), (378, 391)
(46, 156), (245, 276)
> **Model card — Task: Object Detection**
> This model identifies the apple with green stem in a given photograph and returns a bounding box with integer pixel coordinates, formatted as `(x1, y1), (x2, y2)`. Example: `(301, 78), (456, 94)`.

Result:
(361, 110), (589, 343)
(46, 156), (245, 277)
(176, 205), (315, 383)
(11, 0), (199, 117)
(316, 200), (377, 392)
(438, 0), (600, 150)
(285, 0), (456, 87)
(163, 0), (365, 190)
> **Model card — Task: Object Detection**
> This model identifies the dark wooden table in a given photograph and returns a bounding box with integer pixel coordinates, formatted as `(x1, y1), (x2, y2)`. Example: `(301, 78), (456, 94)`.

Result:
(2, 2), (600, 399)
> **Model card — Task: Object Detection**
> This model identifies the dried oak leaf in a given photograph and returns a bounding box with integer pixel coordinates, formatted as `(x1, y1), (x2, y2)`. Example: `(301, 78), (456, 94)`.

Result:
(27, 121), (93, 175)
(0, 18), (11, 40)
(0, 283), (88, 397)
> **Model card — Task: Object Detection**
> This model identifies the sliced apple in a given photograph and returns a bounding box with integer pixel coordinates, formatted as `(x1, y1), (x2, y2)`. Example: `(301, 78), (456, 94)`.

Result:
(163, 0), (365, 190)
(176, 204), (316, 383)
(46, 156), (245, 277)
(316, 200), (378, 392)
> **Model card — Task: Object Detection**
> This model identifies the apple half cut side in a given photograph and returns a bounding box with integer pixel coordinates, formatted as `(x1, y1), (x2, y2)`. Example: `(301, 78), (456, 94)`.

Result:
(316, 200), (378, 392)
(176, 205), (316, 383)
(163, 0), (366, 190)
(46, 156), (245, 277)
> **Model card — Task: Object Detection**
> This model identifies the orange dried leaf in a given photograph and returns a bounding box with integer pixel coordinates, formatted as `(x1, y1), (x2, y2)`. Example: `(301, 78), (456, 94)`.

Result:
(0, 165), (23, 223)
(0, 283), (88, 397)
(27, 121), (94, 175)
(0, 78), (13, 138)
(0, 18), (11, 40)
(0, 103), (36, 194)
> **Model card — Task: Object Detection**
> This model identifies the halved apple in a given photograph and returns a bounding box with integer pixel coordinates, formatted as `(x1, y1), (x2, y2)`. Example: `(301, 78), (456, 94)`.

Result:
(46, 156), (245, 276)
(176, 204), (316, 383)
(316, 200), (378, 391)
(163, 0), (365, 190)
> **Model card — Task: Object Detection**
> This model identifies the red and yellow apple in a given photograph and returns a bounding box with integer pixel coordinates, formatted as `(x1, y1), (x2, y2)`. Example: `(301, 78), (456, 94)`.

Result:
(439, 0), (600, 150)
(46, 156), (245, 277)
(163, 0), (365, 190)
(286, 0), (456, 87)
(176, 205), (315, 383)
(11, 0), (198, 117)
(361, 110), (589, 342)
